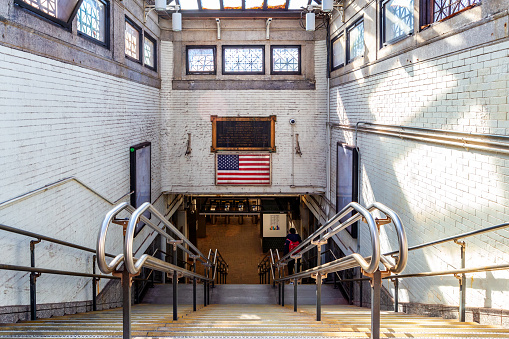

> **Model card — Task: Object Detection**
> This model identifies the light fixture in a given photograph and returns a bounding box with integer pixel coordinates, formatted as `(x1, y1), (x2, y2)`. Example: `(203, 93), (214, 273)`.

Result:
(216, 18), (221, 40)
(172, 12), (182, 31)
(322, 0), (333, 12)
(306, 12), (315, 31)
(266, 18), (272, 40)
(155, 0), (166, 11)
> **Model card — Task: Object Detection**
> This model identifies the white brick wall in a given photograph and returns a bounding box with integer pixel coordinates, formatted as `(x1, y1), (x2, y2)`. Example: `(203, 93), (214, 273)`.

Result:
(330, 29), (509, 311)
(0, 44), (163, 306)
(160, 41), (328, 195)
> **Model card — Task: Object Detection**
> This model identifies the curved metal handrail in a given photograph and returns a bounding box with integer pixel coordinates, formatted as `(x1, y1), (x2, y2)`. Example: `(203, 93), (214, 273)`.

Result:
(125, 202), (211, 275)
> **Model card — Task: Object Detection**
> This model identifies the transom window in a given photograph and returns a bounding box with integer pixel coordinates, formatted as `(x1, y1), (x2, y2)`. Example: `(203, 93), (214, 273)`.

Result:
(144, 34), (156, 70)
(271, 46), (301, 75)
(346, 18), (364, 63)
(125, 18), (141, 61)
(187, 46), (217, 75)
(331, 33), (345, 70)
(382, 0), (413, 45)
(15, 0), (82, 27)
(77, 0), (108, 45)
(222, 46), (265, 75)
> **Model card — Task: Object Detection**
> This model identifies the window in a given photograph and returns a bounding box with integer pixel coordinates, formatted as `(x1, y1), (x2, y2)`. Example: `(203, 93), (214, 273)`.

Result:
(186, 46), (217, 75)
(346, 18), (364, 63)
(77, 0), (108, 46)
(125, 18), (141, 62)
(331, 33), (345, 70)
(271, 46), (301, 75)
(144, 34), (157, 70)
(382, 0), (413, 45)
(421, 0), (480, 25)
(15, 0), (82, 28)
(222, 46), (265, 75)
(336, 143), (358, 238)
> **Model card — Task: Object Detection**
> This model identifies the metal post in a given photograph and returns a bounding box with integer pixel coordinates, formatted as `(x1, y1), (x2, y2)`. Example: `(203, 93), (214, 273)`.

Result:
(457, 240), (466, 322)
(278, 282), (281, 305)
(203, 267), (207, 307)
(371, 270), (381, 339)
(193, 258), (197, 312)
(207, 272), (210, 305)
(294, 278), (298, 312)
(29, 240), (40, 321)
(393, 278), (399, 312)
(92, 255), (97, 311)
(172, 244), (178, 321)
(316, 243), (322, 322)
(122, 269), (132, 339)
(282, 280), (285, 306)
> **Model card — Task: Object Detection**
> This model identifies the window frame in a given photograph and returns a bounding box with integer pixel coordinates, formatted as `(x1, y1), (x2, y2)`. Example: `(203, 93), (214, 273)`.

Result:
(77, 0), (110, 48)
(330, 32), (345, 71)
(143, 33), (157, 71)
(222, 45), (265, 75)
(186, 45), (217, 75)
(14, 0), (84, 28)
(270, 45), (301, 75)
(346, 17), (365, 64)
(380, 0), (414, 47)
(125, 16), (142, 63)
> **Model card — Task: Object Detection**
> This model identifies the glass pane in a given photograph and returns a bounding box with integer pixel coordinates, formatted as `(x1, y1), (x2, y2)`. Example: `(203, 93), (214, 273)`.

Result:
(188, 48), (215, 72)
(223, 0), (242, 9)
(180, 0), (198, 9)
(21, 0), (82, 22)
(245, 0), (263, 9)
(272, 47), (299, 72)
(224, 47), (264, 73)
(144, 37), (154, 67)
(383, 0), (413, 43)
(267, 0), (285, 9)
(201, 0), (220, 9)
(125, 21), (139, 60)
(332, 35), (345, 68)
(348, 20), (364, 61)
(433, 0), (479, 21)
(288, 0), (308, 9)
(77, 0), (106, 42)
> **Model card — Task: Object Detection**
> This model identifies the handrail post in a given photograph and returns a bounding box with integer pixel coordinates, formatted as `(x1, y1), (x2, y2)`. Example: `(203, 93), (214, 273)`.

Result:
(313, 238), (326, 322)
(294, 278), (298, 312)
(122, 268), (132, 339)
(203, 267), (207, 307)
(282, 279), (285, 306)
(455, 240), (466, 322)
(192, 257), (197, 312)
(172, 242), (178, 321)
(92, 255), (97, 311)
(29, 239), (41, 320)
(393, 278), (399, 312)
(371, 270), (381, 339)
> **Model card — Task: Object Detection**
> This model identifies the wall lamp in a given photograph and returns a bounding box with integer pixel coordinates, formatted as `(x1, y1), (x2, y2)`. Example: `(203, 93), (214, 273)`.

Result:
(149, 0), (181, 30)
(266, 18), (272, 40)
(216, 18), (221, 40)
(305, 0), (344, 31)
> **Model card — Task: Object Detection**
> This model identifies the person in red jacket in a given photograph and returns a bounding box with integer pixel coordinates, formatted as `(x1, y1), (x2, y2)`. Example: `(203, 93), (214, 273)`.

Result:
(284, 228), (302, 276)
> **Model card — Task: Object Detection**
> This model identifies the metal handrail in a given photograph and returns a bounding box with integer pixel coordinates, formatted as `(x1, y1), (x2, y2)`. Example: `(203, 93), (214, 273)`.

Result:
(124, 202), (211, 276)
(212, 249), (228, 282)
(276, 202), (381, 275)
(0, 264), (119, 280)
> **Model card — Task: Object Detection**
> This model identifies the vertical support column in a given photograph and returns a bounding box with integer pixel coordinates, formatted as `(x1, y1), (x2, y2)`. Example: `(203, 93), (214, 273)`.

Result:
(294, 278), (298, 312)
(29, 239), (41, 321)
(316, 242), (322, 322)
(393, 278), (399, 313)
(371, 270), (381, 339)
(92, 255), (97, 312)
(192, 258), (197, 312)
(122, 269), (132, 339)
(172, 244), (178, 321)
(456, 240), (466, 322)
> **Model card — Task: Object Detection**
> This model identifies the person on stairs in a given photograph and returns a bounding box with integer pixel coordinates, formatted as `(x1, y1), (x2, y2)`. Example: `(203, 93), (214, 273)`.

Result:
(284, 228), (302, 280)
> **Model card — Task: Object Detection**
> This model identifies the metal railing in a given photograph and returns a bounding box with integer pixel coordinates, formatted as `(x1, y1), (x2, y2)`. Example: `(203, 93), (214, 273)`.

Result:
(258, 248), (277, 284)
(261, 201), (408, 339)
(209, 249), (229, 285)
(0, 223), (118, 320)
(97, 202), (228, 339)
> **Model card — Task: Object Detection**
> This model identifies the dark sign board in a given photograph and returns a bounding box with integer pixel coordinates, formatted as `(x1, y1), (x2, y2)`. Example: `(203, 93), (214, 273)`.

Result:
(211, 116), (276, 152)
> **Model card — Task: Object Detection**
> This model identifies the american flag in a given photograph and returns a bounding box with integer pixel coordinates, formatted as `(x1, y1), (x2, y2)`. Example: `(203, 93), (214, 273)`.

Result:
(216, 154), (271, 185)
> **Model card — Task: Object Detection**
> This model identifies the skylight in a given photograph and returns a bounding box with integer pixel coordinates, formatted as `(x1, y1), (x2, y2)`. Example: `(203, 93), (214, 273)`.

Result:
(201, 0), (221, 9)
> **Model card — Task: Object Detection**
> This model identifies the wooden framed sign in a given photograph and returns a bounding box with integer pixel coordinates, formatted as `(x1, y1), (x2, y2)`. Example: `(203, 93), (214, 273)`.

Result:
(211, 116), (276, 152)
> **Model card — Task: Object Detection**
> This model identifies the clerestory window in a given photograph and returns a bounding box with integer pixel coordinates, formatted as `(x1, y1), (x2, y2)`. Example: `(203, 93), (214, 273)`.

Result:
(222, 46), (265, 75)
(186, 46), (217, 75)
(144, 34), (157, 70)
(381, 0), (414, 46)
(15, 0), (82, 28)
(421, 0), (480, 26)
(346, 18), (364, 63)
(77, 0), (109, 46)
(271, 46), (301, 75)
(125, 17), (142, 62)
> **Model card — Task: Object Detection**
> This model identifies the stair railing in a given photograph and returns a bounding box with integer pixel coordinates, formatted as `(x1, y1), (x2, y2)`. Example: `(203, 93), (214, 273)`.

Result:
(98, 202), (214, 339)
(211, 249), (229, 285)
(258, 249), (276, 284)
(272, 201), (408, 339)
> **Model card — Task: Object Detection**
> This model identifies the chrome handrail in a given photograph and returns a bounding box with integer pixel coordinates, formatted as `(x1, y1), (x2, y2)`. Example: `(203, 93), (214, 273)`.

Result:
(125, 202), (211, 275)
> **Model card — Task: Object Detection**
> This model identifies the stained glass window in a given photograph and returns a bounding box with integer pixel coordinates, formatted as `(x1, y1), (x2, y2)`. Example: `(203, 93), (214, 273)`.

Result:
(125, 19), (141, 61)
(144, 35), (156, 70)
(331, 33), (345, 70)
(433, 0), (479, 22)
(187, 46), (216, 74)
(16, 0), (82, 27)
(77, 0), (107, 44)
(347, 19), (364, 63)
(382, 0), (413, 44)
(223, 46), (265, 74)
(271, 46), (300, 74)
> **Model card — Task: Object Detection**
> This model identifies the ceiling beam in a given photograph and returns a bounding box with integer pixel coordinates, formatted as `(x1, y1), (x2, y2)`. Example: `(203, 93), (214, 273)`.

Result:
(180, 10), (302, 18)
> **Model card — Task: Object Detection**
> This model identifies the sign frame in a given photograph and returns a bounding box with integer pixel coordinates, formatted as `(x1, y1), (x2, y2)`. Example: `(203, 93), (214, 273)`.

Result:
(211, 115), (277, 152)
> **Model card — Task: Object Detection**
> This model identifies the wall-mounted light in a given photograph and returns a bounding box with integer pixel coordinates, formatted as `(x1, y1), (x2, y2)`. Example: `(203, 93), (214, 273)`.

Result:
(172, 12), (182, 31)
(322, 0), (334, 12)
(306, 12), (315, 31)
(266, 18), (272, 40)
(216, 18), (221, 40)
(155, 0), (166, 11)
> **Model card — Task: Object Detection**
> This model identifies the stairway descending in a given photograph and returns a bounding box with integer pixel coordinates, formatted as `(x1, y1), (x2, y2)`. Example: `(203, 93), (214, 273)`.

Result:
(1, 303), (509, 338)
(143, 283), (348, 305)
